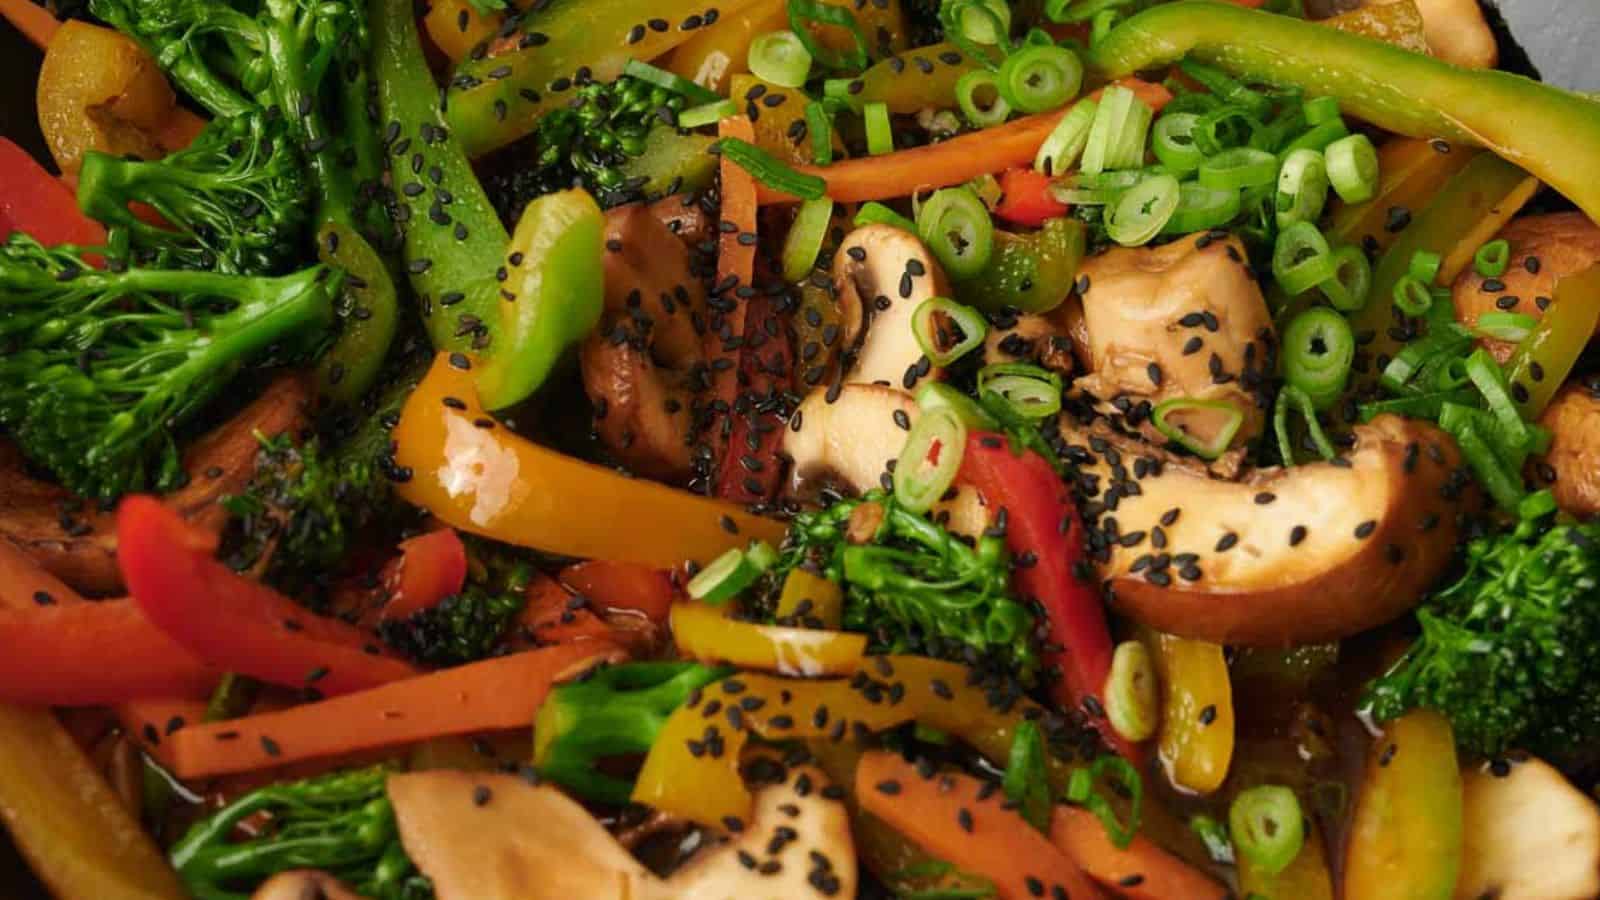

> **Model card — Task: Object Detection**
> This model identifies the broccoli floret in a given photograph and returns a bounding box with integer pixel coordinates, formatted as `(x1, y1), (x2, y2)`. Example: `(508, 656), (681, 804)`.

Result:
(1363, 510), (1600, 758)
(170, 766), (431, 900)
(0, 233), (340, 502)
(780, 491), (1040, 681)
(532, 662), (730, 804)
(378, 586), (527, 667)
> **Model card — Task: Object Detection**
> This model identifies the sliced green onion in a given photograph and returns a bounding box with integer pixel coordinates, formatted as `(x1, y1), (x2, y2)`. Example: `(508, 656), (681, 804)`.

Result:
(894, 406), (968, 513)
(804, 100), (835, 165)
(1106, 173), (1180, 246)
(1378, 323), (1473, 395)
(864, 101), (893, 155)
(946, 0), (1012, 46)
(1474, 238), (1511, 278)
(956, 69), (1012, 127)
(1441, 413), (1524, 510)
(1179, 59), (1272, 119)
(787, 0), (870, 71)
(1047, 0), (1134, 24)
(855, 201), (917, 233)
(1053, 185), (1123, 206)
(1272, 221), (1336, 295)
(1464, 347), (1530, 453)
(912, 297), (988, 366)
(917, 186), (995, 280)
(718, 137), (828, 200)
(1109, 97), (1154, 171)
(915, 381), (1000, 430)
(1283, 307), (1354, 410)
(1433, 356), (1472, 391)
(1191, 815), (1236, 866)
(622, 58), (722, 105)
(1152, 113), (1205, 174)
(1275, 147), (1329, 229)
(1105, 641), (1158, 743)
(1275, 385), (1337, 465)
(1230, 786), (1305, 876)
(1165, 182), (1241, 234)
(748, 30), (813, 88)
(1392, 274), (1434, 317)
(688, 542), (776, 604)
(678, 99), (739, 130)
(997, 44), (1082, 115)
(1081, 83), (1134, 174)
(977, 363), (1063, 419)
(1302, 95), (1341, 125)
(1325, 133), (1379, 204)
(781, 196), (835, 282)
(1520, 488), (1558, 521)
(1318, 244), (1373, 312)
(1281, 119), (1349, 156)
(1199, 147), (1278, 191)
(1407, 250), (1442, 285)
(1066, 757), (1143, 850)
(1151, 397), (1244, 459)
(1088, 8), (1119, 47)
(1249, 105), (1307, 155)
(1357, 389), (1476, 423)
(1001, 721), (1052, 832)
(1193, 105), (1262, 155)
(1035, 99), (1098, 175)
(822, 78), (856, 103)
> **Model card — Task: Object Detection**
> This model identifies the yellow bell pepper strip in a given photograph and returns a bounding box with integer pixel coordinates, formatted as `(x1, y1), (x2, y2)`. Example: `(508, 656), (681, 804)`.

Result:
(671, 600), (867, 676)
(1239, 821), (1335, 900)
(1088, 2), (1600, 223)
(775, 567), (845, 628)
(1343, 709), (1463, 900)
(1320, 0), (1429, 54)
(1504, 264), (1600, 419)
(446, 0), (770, 158)
(393, 352), (785, 567)
(1327, 138), (1477, 253)
(663, 0), (787, 94)
(0, 703), (189, 900)
(730, 74), (814, 164)
(849, 42), (978, 115)
(1141, 630), (1235, 795)
(424, 0), (503, 64)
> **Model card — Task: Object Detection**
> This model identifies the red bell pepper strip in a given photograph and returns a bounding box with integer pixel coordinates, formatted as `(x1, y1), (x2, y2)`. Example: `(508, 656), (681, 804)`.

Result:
(558, 559), (675, 624)
(0, 601), (219, 705)
(995, 167), (1070, 227)
(118, 496), (419, 697)
(715, 291), (794, 504)
(0, 138), (105, 247)
(957, 433), (1139, 760)
(379, 528), (468, 621)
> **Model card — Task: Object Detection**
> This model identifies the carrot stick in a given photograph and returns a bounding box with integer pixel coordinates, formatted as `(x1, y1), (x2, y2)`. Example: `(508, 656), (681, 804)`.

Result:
(707, 115), (758, 413)
(0, 0), (60, 48)
(1050, 805), (1228, 900)
(169, 642), (623, 778)
(856, 751), (1107, 900)
(756, 78), (1173, 205)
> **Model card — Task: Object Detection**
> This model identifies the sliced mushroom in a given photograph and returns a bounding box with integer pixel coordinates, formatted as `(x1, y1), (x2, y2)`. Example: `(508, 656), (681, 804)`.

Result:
(1072, 232), (1275, 453)
(0, 375), (309, 595)
(1066, 413), (1474, 646)
(580, 336), (698, 482)
(600, 203), (706, 370)
(1531, 381), (1600, 518)
(1371, 0), (1497, 68)
(783, 384), (989, 535)
(834, 225), (951, 391)
(1453, 212), (1600, 363)
(1456, 756), (1600, 900)
(252, 870), (371, 900)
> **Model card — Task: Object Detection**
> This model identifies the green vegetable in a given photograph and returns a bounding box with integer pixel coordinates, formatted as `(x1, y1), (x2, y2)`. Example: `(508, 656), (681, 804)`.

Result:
(780, 491), (1039, 681)
(378, 583), (527, 667)
(0, 234), (339, 502)
(718, 137), (828, 200)
(1002, 720), (1052, 832)
(76, 113), (310, 275)
(316, 220), (402, 404)
(170, 766), (430, 900)
(1229, 785), (1305, 876)
(532, 662), (730, 804)
(894, 407), (967, 513)
(955, 217), (1086, 313)
(1474, 238), (1511, 278)
(1282, 306), (1353, 410)
(1364, 512), (1600, 758)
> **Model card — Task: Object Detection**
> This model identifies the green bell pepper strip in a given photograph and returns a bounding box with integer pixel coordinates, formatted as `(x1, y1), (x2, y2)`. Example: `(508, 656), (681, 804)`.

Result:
(1087, 1), (1600, 224)
(1505, 263), (1600, 419)
(955, 217), (1086, 314)
(445, 0), (770, 158)
(315, 221), (400, 405)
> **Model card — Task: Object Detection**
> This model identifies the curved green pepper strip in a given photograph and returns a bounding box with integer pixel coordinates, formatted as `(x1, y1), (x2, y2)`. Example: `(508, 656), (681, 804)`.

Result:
(316, 221), (400, 405)
(955, 217), (1086, 314)
(1087, 1), (1600, 224)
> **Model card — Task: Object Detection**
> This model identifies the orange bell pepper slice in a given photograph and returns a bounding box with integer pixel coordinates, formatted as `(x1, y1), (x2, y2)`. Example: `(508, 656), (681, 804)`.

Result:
(0, 138), (106, 247)
(559, 559), (675, 624)
(0, 600), (219, 705)
(379, 528), (469, 621)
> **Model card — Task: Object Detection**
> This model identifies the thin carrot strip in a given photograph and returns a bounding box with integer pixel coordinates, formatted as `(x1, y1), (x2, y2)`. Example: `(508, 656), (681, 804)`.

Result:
(708, 115), (759, 412)
(1049, 805), (1228, 900)
(756, 78), (1172, 205)
(0, 0), (60, 48)
(169, 642), (623, 778)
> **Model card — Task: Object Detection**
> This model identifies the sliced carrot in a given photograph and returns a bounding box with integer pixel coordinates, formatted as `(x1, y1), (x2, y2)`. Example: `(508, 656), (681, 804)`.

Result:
(856, 751), (1107, 900)
(168, 641), (623, 778)
(0, 0), (60, 49)
(708, 115), (758, 413)
(1049, 805), (1228, 900)
(757, 79), (1171, 205)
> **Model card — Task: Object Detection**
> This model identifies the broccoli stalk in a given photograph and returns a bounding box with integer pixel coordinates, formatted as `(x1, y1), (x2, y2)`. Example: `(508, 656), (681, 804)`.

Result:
(532, 662), (731, 804)
(0, 234), (341, 501)
(76, 113), (312, 275)
(170, 766), (431, 900)
(780, 491), (1040, 680)
(1363, 509), (1600, 758)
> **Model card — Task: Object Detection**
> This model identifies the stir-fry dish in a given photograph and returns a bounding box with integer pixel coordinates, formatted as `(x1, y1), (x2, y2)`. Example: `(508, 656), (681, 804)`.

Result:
(2, 0), (1599, 896)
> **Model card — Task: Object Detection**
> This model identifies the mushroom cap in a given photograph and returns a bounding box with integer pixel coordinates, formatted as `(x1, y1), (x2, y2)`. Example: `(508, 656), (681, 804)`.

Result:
(1453, 212), (1600, 363)
(251, 870), (370, 900)
(1069, 413), (1475, 646)
(1457, 755), (1600, 900)
(833, 225), (950, 391)
(1532, 381), (1600, 518)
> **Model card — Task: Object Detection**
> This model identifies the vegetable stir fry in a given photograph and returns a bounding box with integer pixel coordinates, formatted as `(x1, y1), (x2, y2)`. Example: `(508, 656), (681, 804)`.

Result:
(2, 0), (1600, 896)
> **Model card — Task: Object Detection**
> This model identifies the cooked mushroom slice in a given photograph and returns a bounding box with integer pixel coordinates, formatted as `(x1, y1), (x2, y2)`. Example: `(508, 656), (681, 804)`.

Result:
(1457, 756), (1600, 900)
(252, 870), (370, 900)
(1531, 381), (1600, 518)
(834, 225), (951, 390)
(1067, 413), (1473, 646)
(0, 375), (309, 595)
(1073, 232), (1275, 451)
(982, 312), (1077, 377)
(1454, 212), (1600, 362)
(783, 384), (988, 535)
(580, 336), (698, 482)
(1371, 0), (1497, 68)
(600, 203), (706, 371)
